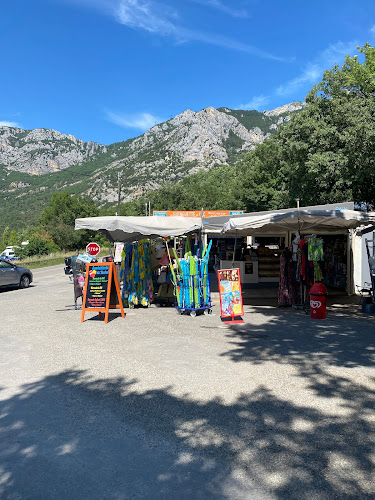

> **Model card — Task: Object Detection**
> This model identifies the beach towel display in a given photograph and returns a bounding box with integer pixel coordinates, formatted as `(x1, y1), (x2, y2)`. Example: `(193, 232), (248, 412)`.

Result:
(120, 240), (153, 307)
(170, 238), (212, 317)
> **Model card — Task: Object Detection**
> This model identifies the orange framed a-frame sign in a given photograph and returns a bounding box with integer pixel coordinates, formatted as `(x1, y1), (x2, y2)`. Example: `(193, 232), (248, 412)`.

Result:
(81, 262), (125, 323)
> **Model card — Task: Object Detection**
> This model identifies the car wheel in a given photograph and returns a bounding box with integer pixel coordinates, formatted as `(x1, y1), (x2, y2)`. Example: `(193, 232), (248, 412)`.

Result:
(20, 274), (30, 289)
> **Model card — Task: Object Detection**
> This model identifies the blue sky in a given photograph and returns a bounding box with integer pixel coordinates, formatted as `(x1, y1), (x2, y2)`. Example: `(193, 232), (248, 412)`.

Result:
(1, 0), (375, 144)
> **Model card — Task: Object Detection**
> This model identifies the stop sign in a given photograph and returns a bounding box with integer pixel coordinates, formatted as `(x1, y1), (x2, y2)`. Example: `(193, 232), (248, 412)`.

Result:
(86, 242), (100, 256)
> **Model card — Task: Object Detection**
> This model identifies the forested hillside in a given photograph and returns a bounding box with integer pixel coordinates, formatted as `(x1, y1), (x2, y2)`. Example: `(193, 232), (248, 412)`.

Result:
(0, 139), (134, 232)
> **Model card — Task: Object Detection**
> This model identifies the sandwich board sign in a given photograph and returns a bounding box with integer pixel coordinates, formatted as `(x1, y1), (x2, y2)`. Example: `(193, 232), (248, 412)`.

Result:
(81, 262), (125, 323)
(217, 268), (244, 323)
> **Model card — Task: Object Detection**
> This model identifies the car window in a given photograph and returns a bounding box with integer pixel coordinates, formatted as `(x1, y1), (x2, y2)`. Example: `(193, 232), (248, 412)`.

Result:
(0, 260), (12, 268)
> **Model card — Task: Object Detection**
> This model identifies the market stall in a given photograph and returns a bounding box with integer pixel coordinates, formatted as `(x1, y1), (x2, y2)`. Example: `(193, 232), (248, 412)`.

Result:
(75, 215), (202, 242)
(221, 209), (375, 306)
(75, 215), (212, 313)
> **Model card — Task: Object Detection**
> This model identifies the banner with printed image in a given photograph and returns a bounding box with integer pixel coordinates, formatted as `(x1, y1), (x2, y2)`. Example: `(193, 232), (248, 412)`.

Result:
(217, 268), (244, 318)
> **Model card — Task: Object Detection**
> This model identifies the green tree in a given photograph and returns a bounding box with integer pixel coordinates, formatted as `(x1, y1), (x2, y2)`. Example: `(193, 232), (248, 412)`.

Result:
(298, 43), (375, 208)
(234, 137), (285, 211)
(23, 236), (50, 257)
(9, 230), (18, 246)
(236, 43), (375, 210)
(1, 226), (10, 250)
(39, 192), (100, 250)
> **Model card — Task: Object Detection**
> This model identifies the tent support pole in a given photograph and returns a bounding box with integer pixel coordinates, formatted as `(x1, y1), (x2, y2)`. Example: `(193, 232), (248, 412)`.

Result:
(232, 230), (238, 268)
(347, 230), (353, 295)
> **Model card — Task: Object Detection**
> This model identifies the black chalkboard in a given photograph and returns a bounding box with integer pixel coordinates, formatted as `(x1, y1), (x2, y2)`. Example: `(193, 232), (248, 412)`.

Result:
(84, 265), (110, 309)
(81, 262), (125, 323)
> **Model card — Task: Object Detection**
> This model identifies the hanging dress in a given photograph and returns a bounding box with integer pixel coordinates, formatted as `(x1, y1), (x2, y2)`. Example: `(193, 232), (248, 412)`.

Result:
(278, 249), (294, 306)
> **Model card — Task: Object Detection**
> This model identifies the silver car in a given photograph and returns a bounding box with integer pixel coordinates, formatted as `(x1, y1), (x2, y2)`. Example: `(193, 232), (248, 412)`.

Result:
(0, 258), (33, 288)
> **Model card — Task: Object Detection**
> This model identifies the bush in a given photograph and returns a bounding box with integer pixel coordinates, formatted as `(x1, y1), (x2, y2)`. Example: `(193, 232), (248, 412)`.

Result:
(21, 236), (53, 257)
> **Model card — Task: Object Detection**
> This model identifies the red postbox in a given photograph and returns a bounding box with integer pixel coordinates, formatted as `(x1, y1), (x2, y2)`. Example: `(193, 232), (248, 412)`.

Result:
(310, 283), (328, 319)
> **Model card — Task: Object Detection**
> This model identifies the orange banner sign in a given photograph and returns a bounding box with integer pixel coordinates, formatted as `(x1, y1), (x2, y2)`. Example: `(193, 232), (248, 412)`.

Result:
(153, 210), (243, 217)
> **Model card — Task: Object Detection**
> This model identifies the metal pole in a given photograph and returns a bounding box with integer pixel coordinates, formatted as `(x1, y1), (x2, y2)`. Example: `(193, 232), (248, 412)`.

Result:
(117, 172), (121, 216)
(232, 230), (237, 268)
(149, 200), (151, 217)
(145, 202), (148, 216)
(347, 229), (353, 296)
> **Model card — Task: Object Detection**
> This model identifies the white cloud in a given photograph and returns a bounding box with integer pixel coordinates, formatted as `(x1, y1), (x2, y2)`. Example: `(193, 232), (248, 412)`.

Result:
(116, 0), (178, 36)
(192, 0), (248, 19)
(114, 0), (289, 61)
(236, 40), (360, 110)
(0, 120), (21, 127)
(370, 25), (375, 37)
(276, 40), (358, 96)
(188, 30), (290, 61)
(105, 110), (164, 130)
(238, 95), (270, 110)
(66, 0), (288, 61)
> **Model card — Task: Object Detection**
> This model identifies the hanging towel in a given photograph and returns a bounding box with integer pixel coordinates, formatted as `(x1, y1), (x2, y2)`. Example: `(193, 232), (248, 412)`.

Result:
(308, 238), (323, 261)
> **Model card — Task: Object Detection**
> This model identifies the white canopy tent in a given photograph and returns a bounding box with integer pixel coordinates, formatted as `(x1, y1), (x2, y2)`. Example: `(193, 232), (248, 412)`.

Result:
(222, 209), (375, 236)
(75, 215), (202, 242)
(202, 202), (356, 235)
(220, 209), (375, 294)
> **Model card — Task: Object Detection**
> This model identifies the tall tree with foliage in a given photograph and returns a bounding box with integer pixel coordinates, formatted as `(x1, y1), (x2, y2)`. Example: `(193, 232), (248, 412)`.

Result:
(1, 226), (10, 251)
(279, 43), (375, 208)
(40, 192), (99, 250)
(233, 43), (375, 210)
(306, 43), (375, 208)
(9, 230), (18, 246)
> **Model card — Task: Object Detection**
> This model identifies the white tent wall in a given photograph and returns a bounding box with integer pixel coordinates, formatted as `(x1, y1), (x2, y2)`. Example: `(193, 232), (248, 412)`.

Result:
(353, 226), (375, 293)
(353, 231), (364, 293)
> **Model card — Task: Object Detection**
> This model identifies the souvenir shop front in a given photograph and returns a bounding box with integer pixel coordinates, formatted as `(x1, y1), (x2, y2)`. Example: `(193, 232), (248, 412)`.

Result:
(75, 215), (212, 313)
(208, 233), (349, 290)
(202, 202), (358, 286)
(221, 208), (375, 306)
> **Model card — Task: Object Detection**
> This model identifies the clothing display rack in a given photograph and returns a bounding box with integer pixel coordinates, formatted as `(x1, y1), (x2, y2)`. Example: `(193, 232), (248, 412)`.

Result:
(278, 236), (325, 311)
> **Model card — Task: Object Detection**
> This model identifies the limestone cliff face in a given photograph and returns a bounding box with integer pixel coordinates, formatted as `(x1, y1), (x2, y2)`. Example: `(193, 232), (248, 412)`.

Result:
(130, 106), (265, 166)
(87, 103), (303, 202)
(0, 102), (303, 205)
(263, 102), (305, 116)
(0, 127), (106, 175)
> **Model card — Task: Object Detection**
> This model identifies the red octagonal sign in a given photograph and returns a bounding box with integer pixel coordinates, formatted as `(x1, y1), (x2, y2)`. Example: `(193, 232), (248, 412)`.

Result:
(86, 242), (100, 256)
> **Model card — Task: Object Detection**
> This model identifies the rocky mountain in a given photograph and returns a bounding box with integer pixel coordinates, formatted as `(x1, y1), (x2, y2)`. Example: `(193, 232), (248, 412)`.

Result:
(0, 127), (106, 175)
(263, 102), (305, 117)
(0, 102), (304, 231)
(85, 102), (304, 203)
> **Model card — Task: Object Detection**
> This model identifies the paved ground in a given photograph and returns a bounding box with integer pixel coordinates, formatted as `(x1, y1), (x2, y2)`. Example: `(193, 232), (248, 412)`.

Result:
(0, 265), (375, 499)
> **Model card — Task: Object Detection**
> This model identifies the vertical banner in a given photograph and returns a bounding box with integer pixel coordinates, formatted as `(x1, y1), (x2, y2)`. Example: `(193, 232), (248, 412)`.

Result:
(114, 242), (124, 263)
(217, 268), (244, 322)
(81, 262), (125, 323)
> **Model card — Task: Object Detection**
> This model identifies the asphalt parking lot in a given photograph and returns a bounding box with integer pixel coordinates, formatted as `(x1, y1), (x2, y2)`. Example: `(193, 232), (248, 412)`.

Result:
(1, 265), (375, 499)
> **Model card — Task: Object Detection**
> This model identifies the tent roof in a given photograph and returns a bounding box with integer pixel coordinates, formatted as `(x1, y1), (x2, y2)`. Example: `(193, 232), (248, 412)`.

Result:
(202, 202), (355, 234)
(222, 209), (375, 236)
(75, 215), (201, 242)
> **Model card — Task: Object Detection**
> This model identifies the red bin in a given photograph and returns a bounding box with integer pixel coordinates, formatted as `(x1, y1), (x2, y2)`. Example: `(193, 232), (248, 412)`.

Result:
(309, 283), (327, 319)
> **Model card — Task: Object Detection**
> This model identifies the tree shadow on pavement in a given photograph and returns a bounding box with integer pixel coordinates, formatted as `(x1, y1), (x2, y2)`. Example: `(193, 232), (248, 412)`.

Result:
(0, 368), (374, 499)
(222, 307), (375, 370)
